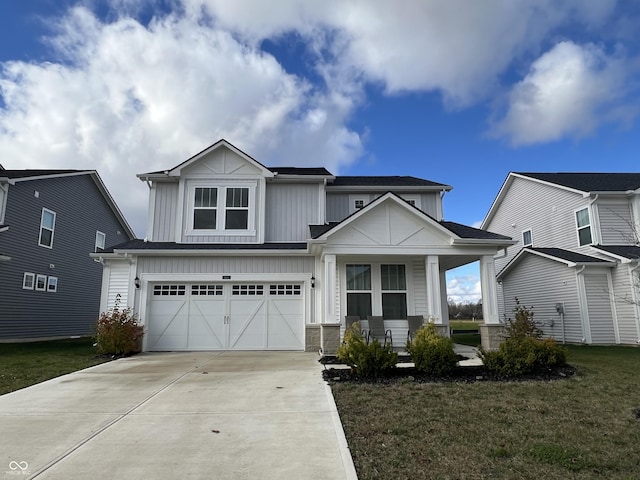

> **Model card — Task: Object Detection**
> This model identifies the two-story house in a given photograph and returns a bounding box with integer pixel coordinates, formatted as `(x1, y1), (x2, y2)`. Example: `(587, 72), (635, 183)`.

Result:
(0, 168), (136, 341)
(482, 172), (640, 345)
(95, 140), (513, 352)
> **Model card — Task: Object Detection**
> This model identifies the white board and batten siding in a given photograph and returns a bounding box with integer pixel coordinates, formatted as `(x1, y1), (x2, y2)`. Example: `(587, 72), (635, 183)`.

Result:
(501, 254), (583, 343)
(486, 177), (590, 272)
(151, 182), (179, 242)
(265, 183), (321, 242)
(609, 264), (640, 344)
(138, 256), (314, 275)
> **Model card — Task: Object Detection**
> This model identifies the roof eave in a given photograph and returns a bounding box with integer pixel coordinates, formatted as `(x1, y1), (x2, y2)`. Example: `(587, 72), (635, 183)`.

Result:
(111, 247), (311, 256)
(451, 238), (516, 246)
(326, 185), (451, 192)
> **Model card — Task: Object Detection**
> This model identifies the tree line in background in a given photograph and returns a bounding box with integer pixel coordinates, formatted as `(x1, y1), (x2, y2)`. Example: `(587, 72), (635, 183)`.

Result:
(448, 299), (483, 320)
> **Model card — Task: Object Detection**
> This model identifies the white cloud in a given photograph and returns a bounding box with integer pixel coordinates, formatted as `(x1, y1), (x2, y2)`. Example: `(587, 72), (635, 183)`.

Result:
(446, 274), (481, 304)
(490, 41), (632, 145)
(0, 5), (363, 236)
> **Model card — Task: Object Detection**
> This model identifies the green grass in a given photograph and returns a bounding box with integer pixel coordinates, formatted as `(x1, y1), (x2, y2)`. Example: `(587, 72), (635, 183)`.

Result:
(0, 338), (110, 395)
(449, 319), (481, 331)
(332, 345), (640, 479)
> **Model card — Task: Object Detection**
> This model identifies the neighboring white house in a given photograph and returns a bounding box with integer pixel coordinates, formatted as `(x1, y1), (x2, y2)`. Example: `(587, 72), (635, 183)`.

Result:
(482, 172), (640, 345)
(94, 139), (513, 352)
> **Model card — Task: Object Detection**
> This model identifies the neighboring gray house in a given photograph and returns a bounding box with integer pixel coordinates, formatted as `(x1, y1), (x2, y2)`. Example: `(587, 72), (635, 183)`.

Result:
(95, 139), (513, 352)
(482, 172), (640, 345)
(0, 169), (135, 341)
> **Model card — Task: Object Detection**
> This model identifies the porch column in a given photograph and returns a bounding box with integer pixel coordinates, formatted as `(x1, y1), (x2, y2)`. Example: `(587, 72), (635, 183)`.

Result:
(425, 256), (443, 323)
(480, 255), (500, 324)
(323, 254), (337, 324)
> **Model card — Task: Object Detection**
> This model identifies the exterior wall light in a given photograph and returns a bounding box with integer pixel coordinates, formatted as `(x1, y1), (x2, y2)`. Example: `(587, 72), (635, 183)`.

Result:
(134, 276), (141, 289)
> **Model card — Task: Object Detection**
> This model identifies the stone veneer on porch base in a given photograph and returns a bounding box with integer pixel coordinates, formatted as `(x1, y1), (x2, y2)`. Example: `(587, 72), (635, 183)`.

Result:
(479, 323), (505, 351)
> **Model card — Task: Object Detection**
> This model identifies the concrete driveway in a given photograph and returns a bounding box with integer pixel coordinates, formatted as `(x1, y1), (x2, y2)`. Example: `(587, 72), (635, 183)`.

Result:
(0, 352), (357, 480)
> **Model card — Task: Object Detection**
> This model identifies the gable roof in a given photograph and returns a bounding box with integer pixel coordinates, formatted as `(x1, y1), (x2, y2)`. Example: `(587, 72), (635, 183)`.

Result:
(483, 172), (640, 228)
(0, 170), (135, 239)
(497, 247), (615, 279)
(310, 191), (512, 245)
(138, 139), (274, 180)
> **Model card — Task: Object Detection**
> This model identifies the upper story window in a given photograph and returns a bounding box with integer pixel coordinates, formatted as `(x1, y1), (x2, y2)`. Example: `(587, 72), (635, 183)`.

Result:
(189, 183), (255, 235)
(39, 208), (56, 248)
(95, 231), (106, 252)
(354, 199), (365, 210)
(522, 229), (533, 247)
(575, 207), (592, 246)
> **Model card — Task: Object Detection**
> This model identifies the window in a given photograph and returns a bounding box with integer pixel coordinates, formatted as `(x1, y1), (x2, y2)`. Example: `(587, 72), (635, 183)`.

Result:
(232, 284), (263, 296)
(23, 272), (35, 290)
(381, 264), (407, 319)
(522, 229), (532, 247)
(225, 187), (249, 229)
(270, 284), (301, 296)
(95, 231), (106, 252)
(193, 187), (218, 230)
(39, 208), (56, 248)
(192, 284), (223, 296)
(346, 264), (372, 320)
(401, 195), (421, 209)
(47, 276), (58, 292)
(35, 274), (47, 291)
(354, 199), (365, 210)
(153, 285), (186, 296)
(190, 185), (254, 233)
(349, 195), (369, 214)
(575, 208), (592, 246)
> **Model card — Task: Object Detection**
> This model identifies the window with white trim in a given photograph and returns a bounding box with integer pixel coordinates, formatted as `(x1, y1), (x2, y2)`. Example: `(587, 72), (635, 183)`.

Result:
(575, 208), (592, 246)
(23, 272), (35, 290)
(39, 208), (56, 248)
(95, 231), (106, 252)
(381, 264), (407, 319)
(190, 184), (255, 234)
(401, 195), (421, 209)
(35, 274), (47, 291)
(522, 229), (533, 247)
(349, 195), (369, 214)
(346, 264), (372, 320)
(47, 276), (58, 292)
(354, 199), (365, 210)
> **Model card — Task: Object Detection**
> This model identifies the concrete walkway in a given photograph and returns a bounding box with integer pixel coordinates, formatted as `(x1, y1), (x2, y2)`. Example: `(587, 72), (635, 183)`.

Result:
(0, 352), (357, 480)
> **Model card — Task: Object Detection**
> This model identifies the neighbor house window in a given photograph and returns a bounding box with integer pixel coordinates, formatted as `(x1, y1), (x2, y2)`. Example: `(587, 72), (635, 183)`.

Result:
(23, 272), (35, 290)
(381, 264), (407, 319)
(575, 208), (592, 246)
(346, 264), (372, 320)
(35, 274), (47, 291)
(95, 231), (106, 252)
(47, 276), (58, 292)
(39, 208), (56, 248)
(522, 229), (533, 247)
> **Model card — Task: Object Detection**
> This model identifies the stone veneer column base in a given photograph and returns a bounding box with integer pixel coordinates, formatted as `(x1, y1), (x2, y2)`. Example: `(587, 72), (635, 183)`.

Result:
(305, 325), (321, 352)
(479, 323), (505, 351)
(320, 324), (341, 355)
(433, 325), (450, 337)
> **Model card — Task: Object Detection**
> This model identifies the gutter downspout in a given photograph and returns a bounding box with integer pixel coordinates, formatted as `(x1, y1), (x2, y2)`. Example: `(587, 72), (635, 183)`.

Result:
(575, 265), (587, 343)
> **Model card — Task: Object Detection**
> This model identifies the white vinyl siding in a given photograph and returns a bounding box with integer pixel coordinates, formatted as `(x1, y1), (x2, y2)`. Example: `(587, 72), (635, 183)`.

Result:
(265, 183), (320, 241)
(106, 261), (131, 309)
(609, 263), (639, 344)
(138, 255), (314, 275)
(583, 273), (616, 344)
(597, 201), (635, 245)
(152, 182), (179, 242)
(485, 177), (593, 273)
(501, 254), (583, 343)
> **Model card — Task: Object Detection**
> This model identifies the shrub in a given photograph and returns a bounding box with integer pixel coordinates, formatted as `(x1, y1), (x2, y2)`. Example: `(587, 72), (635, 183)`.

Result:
(406, 322), (458, 376)
(479, 298), (567, 376)
(94, 295), (144, 356)
(337, 321), (398, 377)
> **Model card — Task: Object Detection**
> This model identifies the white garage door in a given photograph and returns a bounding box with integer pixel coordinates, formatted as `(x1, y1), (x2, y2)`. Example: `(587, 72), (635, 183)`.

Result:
(147, 283), (304, 351)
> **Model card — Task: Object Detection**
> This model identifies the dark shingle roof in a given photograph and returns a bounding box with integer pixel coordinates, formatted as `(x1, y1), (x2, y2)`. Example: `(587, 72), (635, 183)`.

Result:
(516, 173), (640, 192)
(104, 240), (307, 253)
(309, 223), (340, 238)
(440, 221), (512, 240)
(0, 170), (85, 179)
(330, 176), (450, 188)
(527, 247), (612, 264)
(591, 245), (640, 260)
(269, 167), (333, 176)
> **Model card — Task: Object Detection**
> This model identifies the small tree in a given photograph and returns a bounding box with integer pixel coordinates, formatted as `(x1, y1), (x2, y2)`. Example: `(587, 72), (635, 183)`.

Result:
(406, 323), (458, 376)
(337, 321), (398, 377)
(94, 294), (144, 356)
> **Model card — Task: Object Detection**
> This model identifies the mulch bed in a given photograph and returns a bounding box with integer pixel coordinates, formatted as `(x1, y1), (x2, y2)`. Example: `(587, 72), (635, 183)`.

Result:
(320, 356), (577, 384)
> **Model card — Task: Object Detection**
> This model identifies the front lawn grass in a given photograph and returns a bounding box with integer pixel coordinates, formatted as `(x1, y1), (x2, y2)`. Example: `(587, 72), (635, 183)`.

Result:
(0, 338), (109, 395)
(331, 345), (640, 479)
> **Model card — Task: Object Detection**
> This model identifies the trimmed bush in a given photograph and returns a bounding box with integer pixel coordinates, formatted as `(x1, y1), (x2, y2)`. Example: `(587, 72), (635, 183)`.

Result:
(406, 322), (458, 376)
(479, 298), (567, 376)
(94, 295), (144, 356)
(337, 321), (398, 377)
